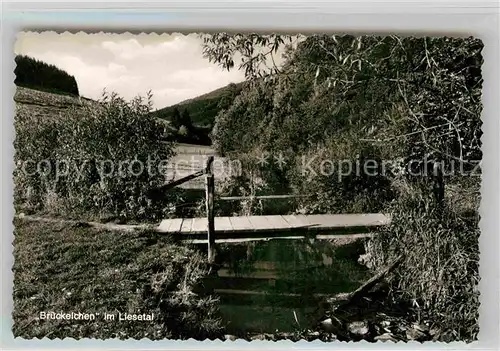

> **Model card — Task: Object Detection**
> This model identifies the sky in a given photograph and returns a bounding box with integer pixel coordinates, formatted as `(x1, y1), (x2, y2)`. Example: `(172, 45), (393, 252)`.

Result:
(14, 32), (247, 109)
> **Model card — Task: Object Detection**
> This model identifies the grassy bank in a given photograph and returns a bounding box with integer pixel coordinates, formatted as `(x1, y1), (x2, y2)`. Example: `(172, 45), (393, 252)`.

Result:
(12, 219), (222, 340)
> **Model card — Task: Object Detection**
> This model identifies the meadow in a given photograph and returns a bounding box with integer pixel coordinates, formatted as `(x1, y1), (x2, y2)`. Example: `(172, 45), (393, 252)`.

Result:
(12, 219), (222, 340)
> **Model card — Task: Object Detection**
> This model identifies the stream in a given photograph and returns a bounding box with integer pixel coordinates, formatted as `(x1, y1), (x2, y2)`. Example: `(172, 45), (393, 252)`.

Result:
(203, 237), (370, 334)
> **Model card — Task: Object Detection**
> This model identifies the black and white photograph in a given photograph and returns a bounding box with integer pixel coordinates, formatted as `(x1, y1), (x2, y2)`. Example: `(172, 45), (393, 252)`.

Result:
(12, 31), (483, 342)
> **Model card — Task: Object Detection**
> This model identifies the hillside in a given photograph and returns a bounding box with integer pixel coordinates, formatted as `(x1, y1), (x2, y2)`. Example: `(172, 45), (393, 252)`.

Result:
(153, 81), (244, 128)
(14, 86), (95, 123)
(15, 86), (169, 126)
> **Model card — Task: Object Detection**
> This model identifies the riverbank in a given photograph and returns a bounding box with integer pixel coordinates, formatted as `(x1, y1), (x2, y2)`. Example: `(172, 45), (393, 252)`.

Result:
(12, 216), (380, 341)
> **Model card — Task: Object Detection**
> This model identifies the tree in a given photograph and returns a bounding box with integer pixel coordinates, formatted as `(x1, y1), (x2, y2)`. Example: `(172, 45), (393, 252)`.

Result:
(201, 33), (483, 341)
(180, 109), (193, 131)
(201, 33), (295, 80)
(171, 107), (182, 129)
(217, 82), (241, 110)
(203, 34), (483, 176)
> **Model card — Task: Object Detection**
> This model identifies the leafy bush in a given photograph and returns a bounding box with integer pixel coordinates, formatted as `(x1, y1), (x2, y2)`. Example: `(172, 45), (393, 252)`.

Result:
(14, 55), (79, 96)
(289, 134), (395, 214)
(203, 33), (482, 339)
(14, 90), (176, 220)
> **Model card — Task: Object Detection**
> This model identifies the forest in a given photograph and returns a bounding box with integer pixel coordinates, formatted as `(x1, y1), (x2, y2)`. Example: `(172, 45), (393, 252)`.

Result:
(14, 54), (80, 96)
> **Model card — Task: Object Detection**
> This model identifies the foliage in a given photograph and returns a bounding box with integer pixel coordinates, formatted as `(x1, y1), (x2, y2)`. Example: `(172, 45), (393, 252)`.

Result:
(201, 33), (295, 79)
(206, 34), (482, 169)
(290, 134), (395, 214)
(181, 109), (193, 130)
(368, 179), (480, 341)
(13, 219), (223, 340)
(14, 55), (79, 96)
(202, 33), (483, 340)
(14, 90), (176, 220)
(206, 34), (482, 210)
(170, 107), (193, 131)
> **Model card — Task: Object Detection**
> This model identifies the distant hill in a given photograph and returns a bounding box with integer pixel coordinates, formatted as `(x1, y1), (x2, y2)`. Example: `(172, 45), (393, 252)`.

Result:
(153, 82), (244, 128)
(14, 55), (80, 96)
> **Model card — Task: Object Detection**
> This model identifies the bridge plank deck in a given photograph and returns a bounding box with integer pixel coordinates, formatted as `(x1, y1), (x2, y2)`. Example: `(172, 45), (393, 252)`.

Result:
(248, 216), (277, 231)
(215, 217), (233, 232)
(191, 217), (208, 232)
(229, 216), (254, 231)
(282, 215), (311, 228)
(158, 213), (391, 237)
(159, 218), (183, 233)
(263, 215), (292, 231)
(180, 218), (194, 233)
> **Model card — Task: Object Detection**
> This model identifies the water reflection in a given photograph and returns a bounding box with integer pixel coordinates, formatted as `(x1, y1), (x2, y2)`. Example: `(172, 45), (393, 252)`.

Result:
(210, 238), (369, 334)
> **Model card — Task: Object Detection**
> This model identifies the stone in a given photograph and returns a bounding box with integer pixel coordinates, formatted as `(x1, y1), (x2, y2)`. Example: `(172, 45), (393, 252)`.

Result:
(412, 323), (428, 331)
(429, 328), (440, 339)
(437, 330), (456, 343)
(358, 253), (373, 268)
(224, 334), (237, 341)
(305, 331), (321, 341)
(406, 324), (430, 342)
(250, 334), (266, 341)
(374, 333), (398, 342)
(347, 321), (370, 336)
(320, 316), (342, 333)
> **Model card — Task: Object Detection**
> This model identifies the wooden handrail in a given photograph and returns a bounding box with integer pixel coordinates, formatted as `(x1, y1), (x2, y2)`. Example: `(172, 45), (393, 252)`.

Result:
(219, 194), (312, 201)
(155, 170), (205, 192)
(149, 155), (214, 194)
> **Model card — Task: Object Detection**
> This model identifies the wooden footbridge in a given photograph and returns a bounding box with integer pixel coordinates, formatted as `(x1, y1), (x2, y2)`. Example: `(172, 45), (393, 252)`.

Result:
(155, 156), (391, 262)
(158, 213), (390, 238)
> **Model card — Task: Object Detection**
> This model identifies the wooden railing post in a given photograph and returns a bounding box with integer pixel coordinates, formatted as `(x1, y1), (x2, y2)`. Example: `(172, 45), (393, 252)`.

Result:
(205, 156), (215, 263)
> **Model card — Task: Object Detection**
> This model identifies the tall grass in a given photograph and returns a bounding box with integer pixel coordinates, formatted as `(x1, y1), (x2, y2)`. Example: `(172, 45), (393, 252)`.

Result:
(369, 178), (480, 341)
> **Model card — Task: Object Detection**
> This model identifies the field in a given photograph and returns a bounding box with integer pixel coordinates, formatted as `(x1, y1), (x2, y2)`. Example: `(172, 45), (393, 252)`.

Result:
(167, 143), (231, 190)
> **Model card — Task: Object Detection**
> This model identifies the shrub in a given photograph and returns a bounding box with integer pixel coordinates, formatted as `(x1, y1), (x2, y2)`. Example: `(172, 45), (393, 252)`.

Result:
(14, 91), (176, 220)
(287, 133), (395, 214)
